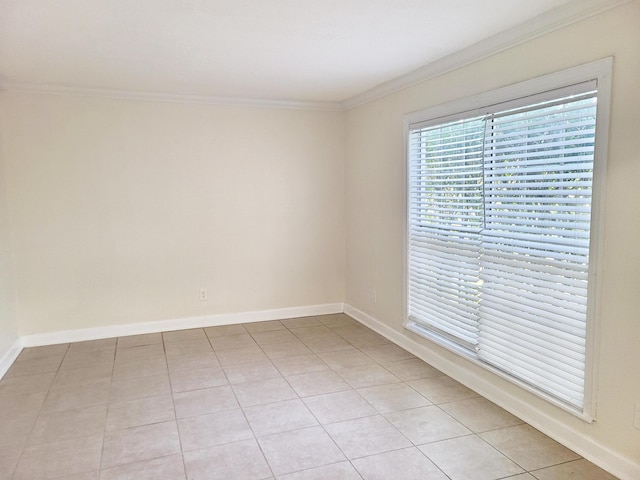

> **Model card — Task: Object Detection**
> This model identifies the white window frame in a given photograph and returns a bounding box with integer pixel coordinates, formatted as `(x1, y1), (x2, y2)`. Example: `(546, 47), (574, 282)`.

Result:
(403, 58), (612, 420)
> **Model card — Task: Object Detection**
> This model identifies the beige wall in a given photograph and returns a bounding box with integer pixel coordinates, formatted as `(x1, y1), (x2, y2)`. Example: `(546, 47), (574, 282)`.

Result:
(0, 128), (17, 357)
(0, 94), (345, 335)
(345, 0), (640, 472)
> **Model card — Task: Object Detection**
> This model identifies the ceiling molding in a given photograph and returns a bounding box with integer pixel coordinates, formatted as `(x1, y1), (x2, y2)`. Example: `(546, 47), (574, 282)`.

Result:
(341, 0), (632, 110)
(0, 82), (344, 112)
(0, 0), (630, 112)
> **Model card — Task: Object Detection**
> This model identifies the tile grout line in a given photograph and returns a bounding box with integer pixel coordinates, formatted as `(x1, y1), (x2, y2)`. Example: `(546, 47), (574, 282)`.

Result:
(9, 342), (71, 480)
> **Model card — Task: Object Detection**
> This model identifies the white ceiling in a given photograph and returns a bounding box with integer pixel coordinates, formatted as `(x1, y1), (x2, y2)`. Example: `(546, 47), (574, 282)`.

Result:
(0, 0), (623, 105)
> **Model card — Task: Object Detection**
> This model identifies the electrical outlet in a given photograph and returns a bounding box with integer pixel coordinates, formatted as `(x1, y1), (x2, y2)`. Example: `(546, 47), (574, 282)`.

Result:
(634, 402), (640, 430)
(199, 288), (208, 301)
(370, 290), (377, 304)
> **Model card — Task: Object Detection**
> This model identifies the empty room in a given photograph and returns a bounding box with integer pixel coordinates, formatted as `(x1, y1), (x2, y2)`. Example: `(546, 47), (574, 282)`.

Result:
(0, 0), (639, 479)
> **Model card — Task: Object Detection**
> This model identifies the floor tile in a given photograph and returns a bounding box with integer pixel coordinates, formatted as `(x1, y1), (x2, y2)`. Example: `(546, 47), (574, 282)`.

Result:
(209, 333), (258, 350)
(51, 364), (113, 388)
(0, 415), (35, 449)
(303, 390), (377, 424)
(232, 377), (298, 407)
(184, 439), (271, 480)
(244, 398), (318, 437)
(13, 434), (103, 480)
(52, 471), (99, 479)
(286, 370), (351, 397)
(409, 375), (480, 404)
(173, 385), (238, 418)
(162, 328), (207, 343)
(42, 379), (110, 412)
(204, 324), (248, 337)
(530, 458), (620, 479)
(324, 414), (411, 459)
(289, 325), (334, 339)
(67, 338), (116, 353)
(115, 344), (166, 364)
(178, 409), (254, 451)
(385, 405), (471, 444)
(352, 447), (448, 480)
(383, 358), (443, 381)
(0, 445), (22, 479)
(59, 349), (114, 371)
(7, 354), (64, 377)
(17, 344), (68, 362)
(101, 420), (181, 469)
(277, 461), (362, 480)
(243, 320), (286, 333)
(439, 396), (523, 432)
(216, 345), (269, 366)
(419, 435), (524, 480)
(164, 338), (213, 357)
(335, 363), (400, 389)
(251, 329), (298, 345)
(0, 371), (56, 395)
(271, 354), (329, 376)
(280, 316), (322, 329)
(318, 348), (375, 369)
(112, 356), (167, 381)
(357, 383), (431, 413)
(317, 313), (358, 327)
(100, 454), (186, 480)
(106, 394), (175, 430)
(0, 390), (47, 420)
(117, 332), (163, 348)
(169, 366), (228, 392)
(29, 405), (107, 445)
(258, 426), (345, 476)
(360, 344), (416, 364)
(109, 373), (171, 402)
(261, 340), (313, 359)
(223, 360), (282, 384)
(4, 346), (68, 378)
(480, 424), (581, 471)
(300, 334), (353, 353)
(166, 351), (220, 373)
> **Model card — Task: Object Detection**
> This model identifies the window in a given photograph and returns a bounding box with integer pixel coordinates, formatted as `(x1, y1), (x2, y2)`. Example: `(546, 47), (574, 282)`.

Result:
(404, 60), (611, 418)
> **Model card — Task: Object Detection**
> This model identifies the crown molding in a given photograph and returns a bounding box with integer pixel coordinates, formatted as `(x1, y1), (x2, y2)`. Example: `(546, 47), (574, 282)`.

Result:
(341, 0), (632, 109)
(0, 82), (344, 112)
(0, 0), (630, 111)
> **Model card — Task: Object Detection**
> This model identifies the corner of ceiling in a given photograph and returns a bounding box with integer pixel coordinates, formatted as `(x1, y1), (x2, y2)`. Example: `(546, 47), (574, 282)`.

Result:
(339, 0), (632, 110)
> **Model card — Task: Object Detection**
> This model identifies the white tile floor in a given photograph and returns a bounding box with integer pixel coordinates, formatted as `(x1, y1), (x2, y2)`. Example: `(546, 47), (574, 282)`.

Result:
(0, 313), (619, 479)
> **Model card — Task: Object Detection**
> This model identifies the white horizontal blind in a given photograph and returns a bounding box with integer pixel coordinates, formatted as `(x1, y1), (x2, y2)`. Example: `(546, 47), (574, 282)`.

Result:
(407, 87), (598, 410)
(407, 118), (484, 349)
(478, 94), (597, 408)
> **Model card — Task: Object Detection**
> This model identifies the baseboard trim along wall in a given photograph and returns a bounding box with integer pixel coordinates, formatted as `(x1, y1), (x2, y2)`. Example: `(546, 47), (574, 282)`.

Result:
(343, 304), (640, 480)
(0, 302), (344, 378)
(0, 337), (21, 379)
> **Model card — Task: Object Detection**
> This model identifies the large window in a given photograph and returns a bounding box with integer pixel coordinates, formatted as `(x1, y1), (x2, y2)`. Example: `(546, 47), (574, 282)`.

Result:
(405, 60), (611, 418)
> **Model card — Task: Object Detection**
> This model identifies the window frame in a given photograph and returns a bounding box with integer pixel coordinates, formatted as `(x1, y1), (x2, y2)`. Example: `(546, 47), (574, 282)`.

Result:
(402, 58), (612, 421)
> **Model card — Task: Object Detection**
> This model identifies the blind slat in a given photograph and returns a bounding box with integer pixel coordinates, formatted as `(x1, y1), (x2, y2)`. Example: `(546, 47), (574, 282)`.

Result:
(408, 89), (597, 411)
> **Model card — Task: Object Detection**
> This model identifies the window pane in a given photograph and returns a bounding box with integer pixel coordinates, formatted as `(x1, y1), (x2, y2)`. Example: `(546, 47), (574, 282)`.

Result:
(406, 90), (598, 411)
(407, 118), (484, 349)
(478, 95), (596, 408)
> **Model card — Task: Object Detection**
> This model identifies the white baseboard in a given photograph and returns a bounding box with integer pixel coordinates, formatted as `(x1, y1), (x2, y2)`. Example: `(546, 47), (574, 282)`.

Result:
(19, 302), (344, 347)
(344, 304), (640, 480)
(0, 337), (22, 379)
